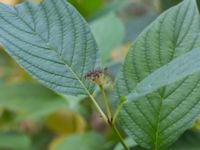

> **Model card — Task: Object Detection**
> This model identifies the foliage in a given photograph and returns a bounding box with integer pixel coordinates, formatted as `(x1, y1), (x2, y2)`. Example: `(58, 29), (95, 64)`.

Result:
(68, 0), (103, 18)
(50, 132), (106, 150)
(0, 81), (65, 120)
(0, 0), (99, 96)
(90, 12), (125, 65)
(115, 0), (200, 149)
(160, 0), (182, 11)
(0, 132), (31, 150)
(0, 0), (200, 149)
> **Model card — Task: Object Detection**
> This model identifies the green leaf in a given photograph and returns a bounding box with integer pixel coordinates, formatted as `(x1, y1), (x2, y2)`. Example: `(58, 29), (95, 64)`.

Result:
(167, 130), (200, 150)
(127, 47), (200, 102)
(0, 81), (65, 120)
(68, 0), (103, 18)
(91, 0), (130, 20)
(114, 0), (200, 149)
(52, 132), (106, 150)
(0, 132), (31, 150)
(0, 0), (100, 96)
(160, 0), (182, 11)
(0, 109), (16, 130)
(198, 0), (200, 11)
(90, 12), (125, 65)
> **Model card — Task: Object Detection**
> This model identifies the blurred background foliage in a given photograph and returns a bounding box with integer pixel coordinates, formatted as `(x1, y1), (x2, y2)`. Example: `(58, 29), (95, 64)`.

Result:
(0, 0), (200, 150)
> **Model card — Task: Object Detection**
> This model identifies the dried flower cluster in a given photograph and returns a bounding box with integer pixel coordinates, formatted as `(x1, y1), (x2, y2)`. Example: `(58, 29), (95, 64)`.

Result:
(84, 69), (105, 85)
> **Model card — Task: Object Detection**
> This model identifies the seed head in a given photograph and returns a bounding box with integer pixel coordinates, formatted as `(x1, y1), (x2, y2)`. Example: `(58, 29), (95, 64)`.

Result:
(84, 69), (105, 85)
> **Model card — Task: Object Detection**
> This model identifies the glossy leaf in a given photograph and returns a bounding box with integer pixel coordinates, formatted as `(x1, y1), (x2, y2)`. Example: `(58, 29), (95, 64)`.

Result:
(115, 0), (200, 149)
(0, 0), (100, 96)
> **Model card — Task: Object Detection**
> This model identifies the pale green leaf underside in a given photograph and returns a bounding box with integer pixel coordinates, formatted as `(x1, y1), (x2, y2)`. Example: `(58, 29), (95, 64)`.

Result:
(0, 0), (100, 95)
(127, 47), (200, 102)
(115, 0), (200, 149)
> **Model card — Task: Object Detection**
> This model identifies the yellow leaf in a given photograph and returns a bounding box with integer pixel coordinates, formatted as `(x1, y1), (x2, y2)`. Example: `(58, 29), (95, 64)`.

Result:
(0, 0), (20, 5)
(47, 109), (86, 136)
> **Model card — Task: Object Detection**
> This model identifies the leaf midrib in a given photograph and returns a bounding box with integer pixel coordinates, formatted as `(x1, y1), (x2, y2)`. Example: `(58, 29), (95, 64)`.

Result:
(0, 0), (109, 124)
(152, 4), (197, 149)
(3, 4), (92, 95)
(154, 94), (164, 150)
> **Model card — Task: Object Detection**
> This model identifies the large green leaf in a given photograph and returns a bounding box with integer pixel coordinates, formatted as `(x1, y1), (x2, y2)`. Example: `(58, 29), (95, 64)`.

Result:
(0, 0), (100, 96)
(52, 132), (106, 150)
(115, 0), (200, 149)
(127, 47), (200, 102)
(90, 12), (125, 65)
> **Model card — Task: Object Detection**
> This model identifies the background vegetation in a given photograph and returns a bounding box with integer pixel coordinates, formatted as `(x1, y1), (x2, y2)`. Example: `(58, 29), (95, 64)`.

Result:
(0, 0), (200, 150)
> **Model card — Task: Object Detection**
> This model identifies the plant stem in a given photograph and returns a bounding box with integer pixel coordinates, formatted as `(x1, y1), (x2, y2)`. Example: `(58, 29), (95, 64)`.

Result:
(98, 85), (130, 150)
(113, 97), (126, 124)
(67, 66), (108, 124)
(99, 85), (112, 122)
(112, 124), (130, 150)
(88, 93), (108, 124)
(69, 66), (129, 149)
